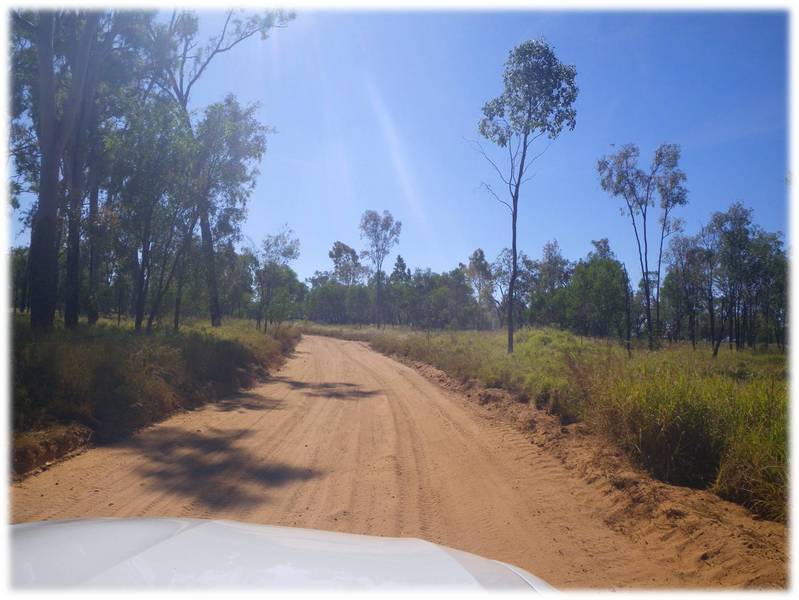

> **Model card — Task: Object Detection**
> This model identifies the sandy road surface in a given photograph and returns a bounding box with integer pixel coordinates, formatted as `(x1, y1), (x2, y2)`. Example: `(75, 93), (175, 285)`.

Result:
(11, 335), (782, 588)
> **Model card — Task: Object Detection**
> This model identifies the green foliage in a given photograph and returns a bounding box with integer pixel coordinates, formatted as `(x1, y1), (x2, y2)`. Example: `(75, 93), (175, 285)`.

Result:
(560, 240), (627, 337)
(479, 39), (578, 145)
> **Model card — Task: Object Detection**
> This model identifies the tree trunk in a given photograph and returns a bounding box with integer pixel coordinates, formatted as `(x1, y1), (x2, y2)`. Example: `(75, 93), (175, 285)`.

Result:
(173, 268), (184, 332)
(707, 281), (715, 348)
(64, 122), (89, 328)
(63, 178), (82, 328)
(643, 279), (654, 350)
(29, 13), (59, 334)
(375, 273), (382, 329)
(713, 300), (732, 358)
(506, 130), (529, 354)
(199, 208), (222, 326)
(134, 241), (149, 331)
(623, 264), (632, 357)
(86, 157), (101, 324)
(507, 206), (517, 354)
(29, 12), (99, 333)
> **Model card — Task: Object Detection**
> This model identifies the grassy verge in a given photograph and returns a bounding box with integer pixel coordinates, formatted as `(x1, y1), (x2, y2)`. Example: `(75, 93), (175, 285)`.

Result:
(301, 323), (787, 522)
(13, 316), (299, 444)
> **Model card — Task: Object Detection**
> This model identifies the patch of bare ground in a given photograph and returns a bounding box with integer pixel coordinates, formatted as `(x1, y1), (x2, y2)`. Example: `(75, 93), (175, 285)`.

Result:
(393, 351), (787, 588)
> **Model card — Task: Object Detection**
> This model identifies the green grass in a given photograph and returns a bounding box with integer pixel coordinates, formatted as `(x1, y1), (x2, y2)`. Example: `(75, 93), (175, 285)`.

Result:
(13, 316), (299, 441)
(302, 323), (787, 522)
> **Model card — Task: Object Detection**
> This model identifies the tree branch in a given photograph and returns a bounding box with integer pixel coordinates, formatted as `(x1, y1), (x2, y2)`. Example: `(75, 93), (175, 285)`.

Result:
(467, 137), (511, 186)
(480, 182), (513, 213)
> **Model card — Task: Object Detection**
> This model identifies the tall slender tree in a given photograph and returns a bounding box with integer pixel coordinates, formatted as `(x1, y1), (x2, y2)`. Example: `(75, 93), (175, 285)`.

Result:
(359, 210), (401, 328)
(597, 143), (687, 350)
(478, 39), (578, 352)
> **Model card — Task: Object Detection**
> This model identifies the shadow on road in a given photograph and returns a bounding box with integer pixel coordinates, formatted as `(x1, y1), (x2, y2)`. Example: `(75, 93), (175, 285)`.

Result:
(114, 426), (320, 510)
(214, 392), (283, 412)
(273, 377), (379, 400)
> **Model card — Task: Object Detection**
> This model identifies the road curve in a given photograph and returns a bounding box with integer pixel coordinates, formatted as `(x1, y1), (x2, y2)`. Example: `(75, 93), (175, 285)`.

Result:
(11, 335), (746, 588)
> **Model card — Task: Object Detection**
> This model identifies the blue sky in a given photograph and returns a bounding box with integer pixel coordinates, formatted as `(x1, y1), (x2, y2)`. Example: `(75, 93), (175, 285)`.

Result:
(12, 10), (790, 283)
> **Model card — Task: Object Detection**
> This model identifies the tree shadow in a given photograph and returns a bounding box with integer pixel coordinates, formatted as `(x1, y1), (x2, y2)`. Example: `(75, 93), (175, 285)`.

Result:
(273, 377), (379, 400)
(213, 392), (283, 412)
(114, 426), (320, 511)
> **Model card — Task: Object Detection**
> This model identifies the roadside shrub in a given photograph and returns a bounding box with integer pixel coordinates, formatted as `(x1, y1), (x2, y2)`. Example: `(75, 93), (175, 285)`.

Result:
(13, 317), (299, 441)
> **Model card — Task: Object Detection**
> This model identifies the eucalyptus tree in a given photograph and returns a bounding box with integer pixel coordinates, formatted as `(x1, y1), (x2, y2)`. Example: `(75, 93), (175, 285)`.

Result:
(597, 143), (688, 349)
(329, 241), (367, 286)
(561, 240), (626, 338)
(663, 234), (703, 347)
(105, 95), (194, 331)
(466, 248), (496, 328)
(11, 11), (157, 330)
(145, 9), (292, 326)
(359, 210), (402, 328)
(256, 226), (300, 331)
(12, 11), (100, 332)
(387, 255), (412, 326)
(477, 39), (578, 352)
(528, 240), (572, 326)
(748, 229), (787, 348)
(11, 247), (30, 313)
(652, 146), (688, 339)
(61, 12), (154, 328)
(193, 95), (268, 326)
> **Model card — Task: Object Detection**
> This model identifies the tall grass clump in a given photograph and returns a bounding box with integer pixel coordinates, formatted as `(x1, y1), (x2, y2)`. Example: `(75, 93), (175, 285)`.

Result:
(13, 317), (300, 441)
(303, 322), (787, 521)
(575, 347), (787, 520)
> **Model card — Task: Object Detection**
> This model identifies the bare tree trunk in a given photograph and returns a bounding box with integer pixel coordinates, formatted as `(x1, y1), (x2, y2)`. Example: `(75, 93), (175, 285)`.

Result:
(199, 208), (221, 326)
(623, 264), (632, 357)
(713, 300), (732, 358)
(728, 292), (734, 351)
(134, 238), (150, 331)
(64, 117), (90, 328)
(642, 261), (653, 350)
(86, 149), (101, 324)
(173, 267), (184, 332)
(29, 13), (59, 334)
(172, 263), (185, 332)
(506, 130), (529, 354)
(764, 295), (771, 348)
(707, 281), (715, 348)
(63, 168), (82, 328)
(375, 272), (382, 329)
(507, 204), (517, 353)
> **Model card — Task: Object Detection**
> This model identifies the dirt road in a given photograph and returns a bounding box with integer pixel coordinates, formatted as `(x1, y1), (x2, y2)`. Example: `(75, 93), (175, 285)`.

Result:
(11, 335), (785, 589)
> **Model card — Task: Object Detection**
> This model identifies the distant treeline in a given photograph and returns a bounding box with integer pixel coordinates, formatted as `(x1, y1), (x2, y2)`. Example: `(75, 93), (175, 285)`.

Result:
(303, 200), (787, 353)
(13, 200), (784, 352)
